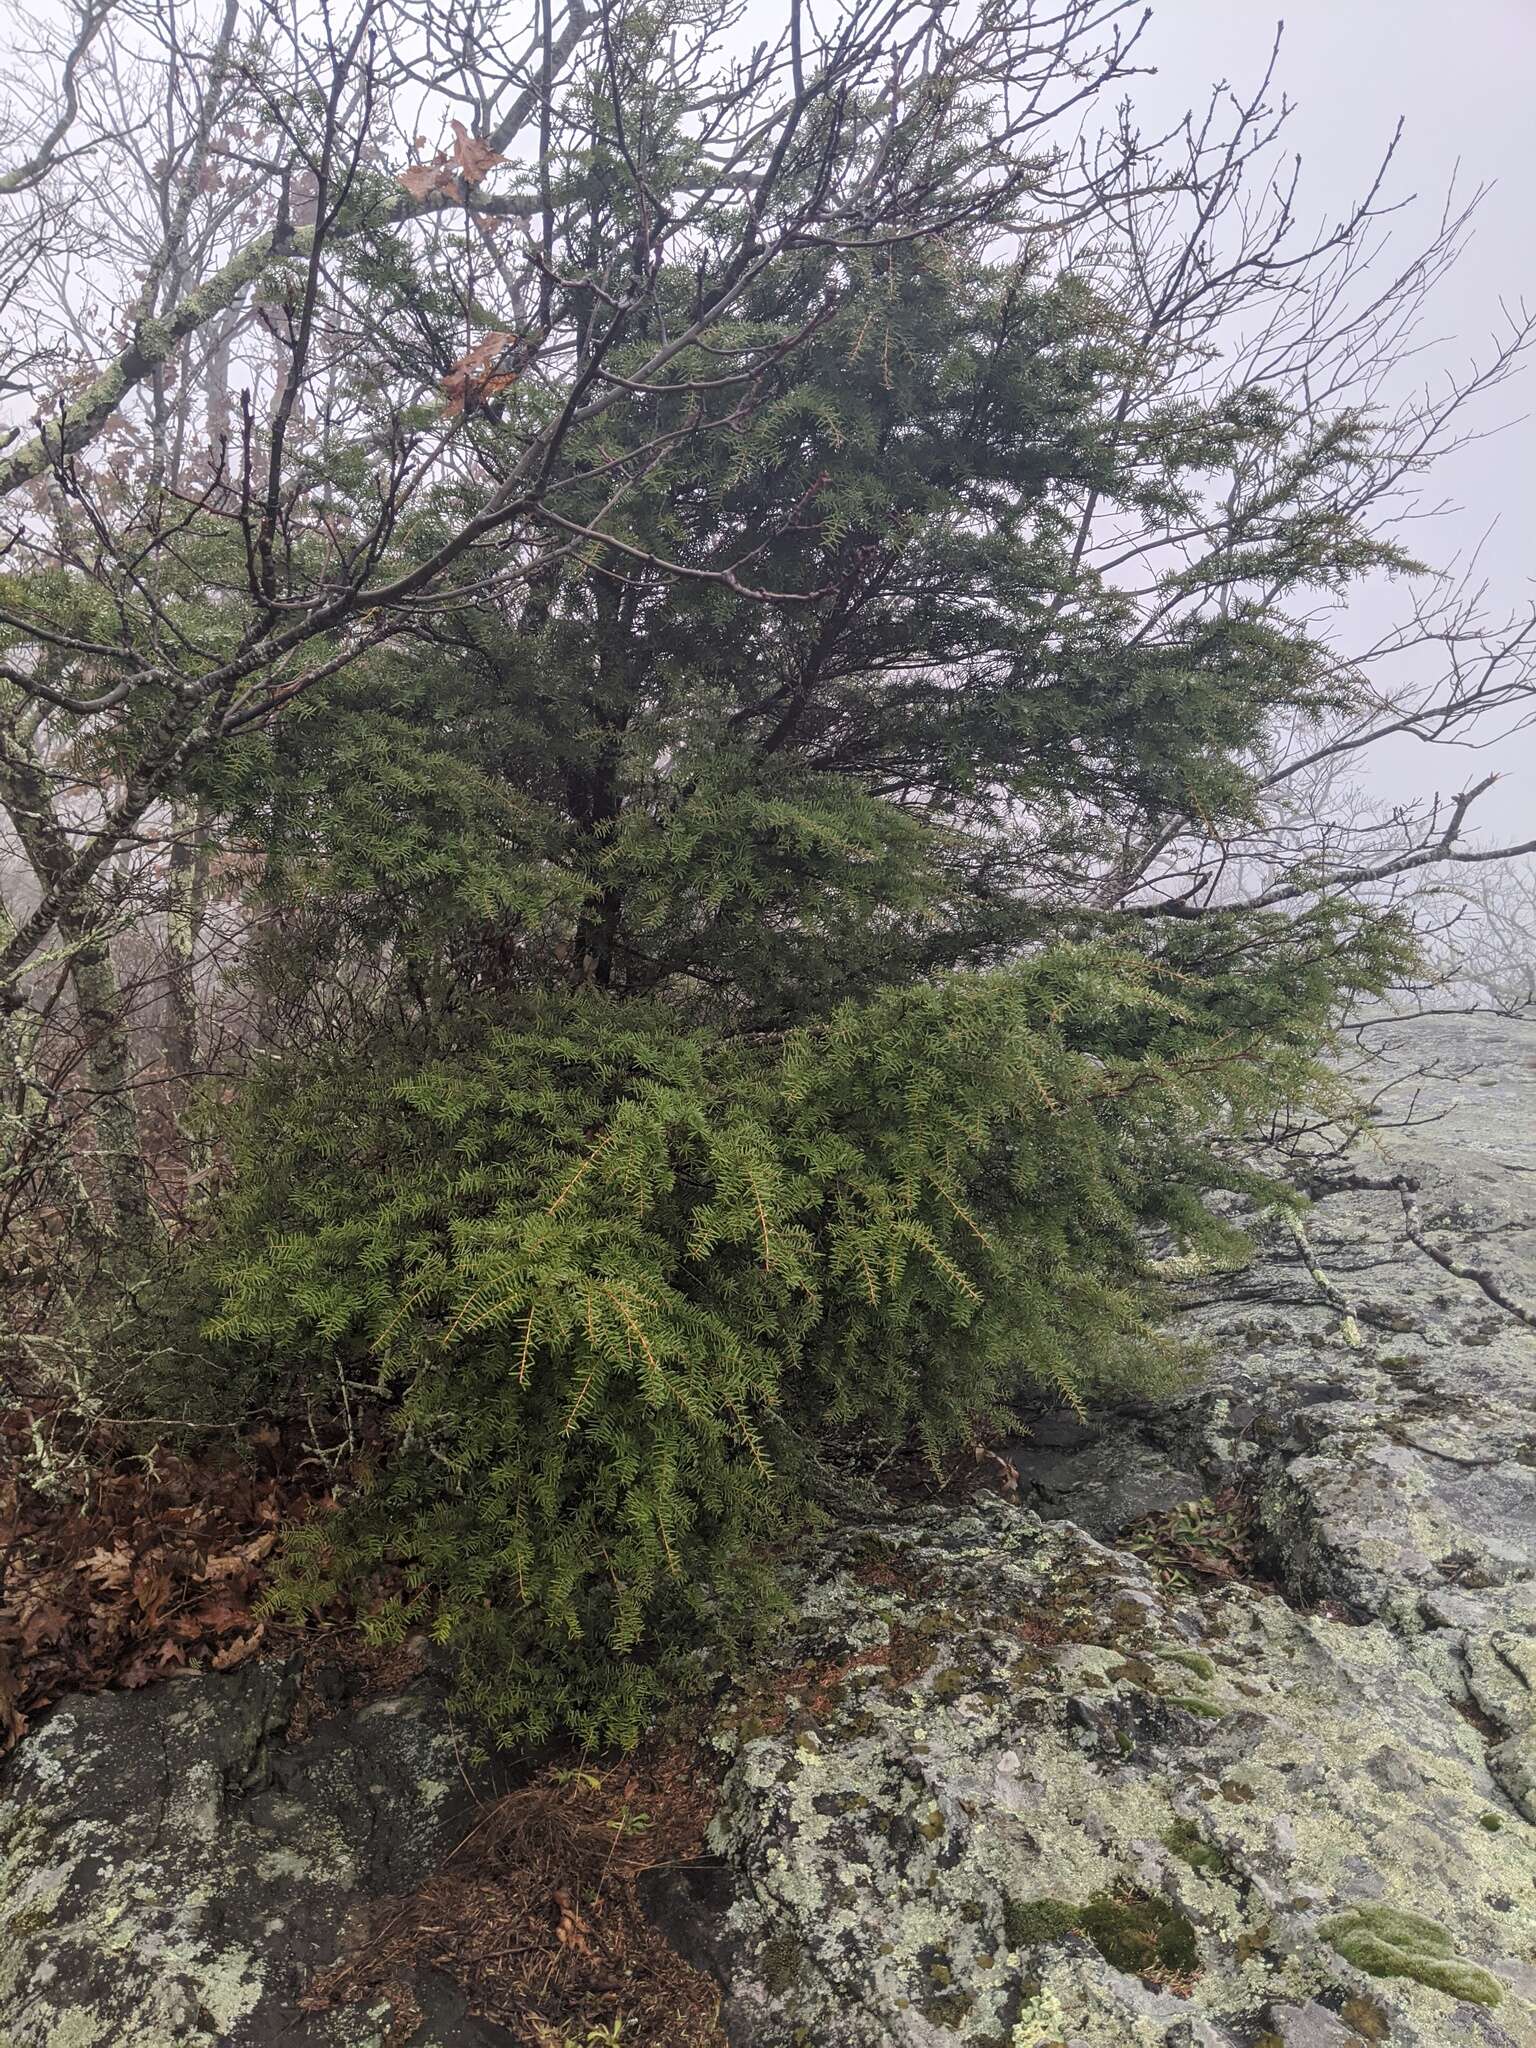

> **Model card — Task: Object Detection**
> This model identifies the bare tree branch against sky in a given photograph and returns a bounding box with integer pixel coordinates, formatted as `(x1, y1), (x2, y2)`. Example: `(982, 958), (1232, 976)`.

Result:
(1123, 0), (1536, 836)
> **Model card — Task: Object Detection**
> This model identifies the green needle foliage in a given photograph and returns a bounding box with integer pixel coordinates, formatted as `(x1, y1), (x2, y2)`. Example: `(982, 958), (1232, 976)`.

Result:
(190, 87), (1423, 1742)
(205, 920), (1402, 1743)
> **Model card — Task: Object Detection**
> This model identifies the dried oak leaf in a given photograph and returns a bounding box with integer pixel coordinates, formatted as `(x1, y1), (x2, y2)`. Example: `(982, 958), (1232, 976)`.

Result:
(396, 160), (459, 203)
(204, 1530), (276, 1580)
(449, 119), (508, 185)
(17, 1598), (75, 1654)
(210, 1629), (264, 1671)
(130, 1564), (174, 1621)
(80, 1544), (133, 1589)
(441, 332), (519, 415)
(184, 1594), (253, 1636)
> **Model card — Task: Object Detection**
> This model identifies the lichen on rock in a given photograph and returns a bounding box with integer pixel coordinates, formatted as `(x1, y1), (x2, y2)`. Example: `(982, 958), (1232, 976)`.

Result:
(0, 1666), (501, 2045)
(648, 1495), (1536, 2047)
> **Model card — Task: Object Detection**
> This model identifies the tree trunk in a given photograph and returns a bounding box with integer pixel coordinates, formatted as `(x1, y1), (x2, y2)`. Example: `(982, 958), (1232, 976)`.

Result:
(164, 800), (210, 1150)
(0, 693), (159, 1251)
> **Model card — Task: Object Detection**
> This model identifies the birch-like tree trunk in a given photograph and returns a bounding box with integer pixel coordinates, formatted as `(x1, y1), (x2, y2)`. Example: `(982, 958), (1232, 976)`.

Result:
(0, 890), (94, 1239)
(0, 691), (158, 1253)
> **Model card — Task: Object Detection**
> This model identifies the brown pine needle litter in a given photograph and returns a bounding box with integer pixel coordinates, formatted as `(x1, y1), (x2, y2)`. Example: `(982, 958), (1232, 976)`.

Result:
(300, 1733), (728, 2047)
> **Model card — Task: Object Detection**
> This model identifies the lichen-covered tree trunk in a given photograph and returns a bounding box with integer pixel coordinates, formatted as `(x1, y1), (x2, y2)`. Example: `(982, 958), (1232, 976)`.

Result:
(58, 912), (159, 1255)
(0, 887), (100, 1385)
(0, 695), (159, 1255)
(0, 893), (94, 1234)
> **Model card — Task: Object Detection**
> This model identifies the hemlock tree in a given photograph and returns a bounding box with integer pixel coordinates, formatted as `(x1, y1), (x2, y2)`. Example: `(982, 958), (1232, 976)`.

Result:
(1, 0), (1532, 1737)
(198, 145), (1427, 1741)
(1, 0), (1139, 1320)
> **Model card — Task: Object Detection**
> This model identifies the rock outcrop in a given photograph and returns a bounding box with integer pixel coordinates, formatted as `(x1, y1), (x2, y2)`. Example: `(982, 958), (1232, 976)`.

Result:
(0, 1663), (509, 2046)
(651, 1498), (1535, 2046)
(651, 1016), (1536, 2046)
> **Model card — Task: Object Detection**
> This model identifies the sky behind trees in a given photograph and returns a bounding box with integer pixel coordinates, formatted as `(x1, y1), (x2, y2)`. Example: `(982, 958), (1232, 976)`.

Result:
(1129, 0), (1534, 835)
(724, 0), (1535, 838)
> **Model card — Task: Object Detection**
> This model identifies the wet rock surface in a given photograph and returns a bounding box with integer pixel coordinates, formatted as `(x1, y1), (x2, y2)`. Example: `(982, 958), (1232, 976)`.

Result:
(659, 1016), (1536, 2046)
(0, 1663), (503, 2046)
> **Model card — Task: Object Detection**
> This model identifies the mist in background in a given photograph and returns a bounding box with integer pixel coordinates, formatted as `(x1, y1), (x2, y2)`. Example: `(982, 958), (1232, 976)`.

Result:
(1123, 0), (1534, 839)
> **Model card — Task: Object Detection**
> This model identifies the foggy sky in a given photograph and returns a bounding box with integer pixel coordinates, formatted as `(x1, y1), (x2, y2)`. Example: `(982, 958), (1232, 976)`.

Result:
(1129, 1), (1535, 840)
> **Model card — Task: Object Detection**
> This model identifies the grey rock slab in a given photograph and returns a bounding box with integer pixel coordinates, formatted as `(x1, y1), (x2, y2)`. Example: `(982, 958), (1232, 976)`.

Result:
(0, 1664), (498, 2046)
(1139, 1017), (1536, 1641)
(665, 1502), (1536, 2048)
(1491, 1726), (1536, 1824)
(998, 1424), (1206, 1542)
(1263, 2005), (1369, 2048)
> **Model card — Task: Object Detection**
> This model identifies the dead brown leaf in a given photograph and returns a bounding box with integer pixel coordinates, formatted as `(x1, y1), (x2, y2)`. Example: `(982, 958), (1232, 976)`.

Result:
(441, 332), (519, 415)
(448, 119), (508, 185)
(17, 1599), (74, 1653)
(211, 1629), (264, 1671)
(396, 160), (459, 202)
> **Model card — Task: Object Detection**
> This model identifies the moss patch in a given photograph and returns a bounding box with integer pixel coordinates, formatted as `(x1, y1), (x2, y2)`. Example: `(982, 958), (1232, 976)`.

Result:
(1002, 1896), (1083, 1950)
(1166, 1693), (1224, 1719)
(1320, 1904), (1503, 2008)
(1160, 1649), (1216, 1682)
(1002, 1889), (1199, 1986)
(1162, 1819), (1230, 1875)
(759, 1934), (806, 1997)
(1077, 1889), (1199, 1982)
(921, 1988), (976, 2030)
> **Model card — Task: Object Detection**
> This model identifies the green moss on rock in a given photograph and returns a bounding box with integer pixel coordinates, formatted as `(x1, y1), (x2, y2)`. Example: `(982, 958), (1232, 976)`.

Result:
(1001, 1889), (1199, 1985)
(1320, 1904), (1503, 2007)
(1077, 1889), (1199, 1982)
(1162, 1819), (1230, 1875)
(1001, 1896), (1082, 1950)
(1161, 1649), (1216, 1682)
